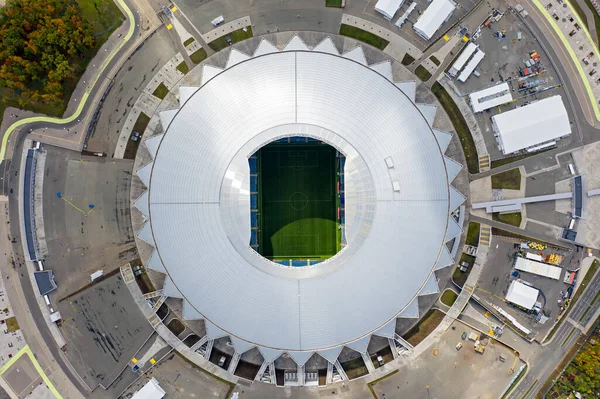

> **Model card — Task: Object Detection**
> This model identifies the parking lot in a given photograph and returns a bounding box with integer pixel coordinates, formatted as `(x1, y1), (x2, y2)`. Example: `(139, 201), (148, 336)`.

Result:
(476, 235), (577, 339)
(56, 274), (153, 389)
(42, 145), (137, 300)
(371, 319), (523, 399)
(448, 6), (576, 160)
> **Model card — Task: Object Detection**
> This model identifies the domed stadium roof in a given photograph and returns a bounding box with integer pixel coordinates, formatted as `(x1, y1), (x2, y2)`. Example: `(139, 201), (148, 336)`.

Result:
(134, 36), (465, 361)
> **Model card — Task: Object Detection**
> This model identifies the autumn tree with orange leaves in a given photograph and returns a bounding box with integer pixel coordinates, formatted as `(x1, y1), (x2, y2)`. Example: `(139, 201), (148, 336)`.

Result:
(0, 0), (94, 110)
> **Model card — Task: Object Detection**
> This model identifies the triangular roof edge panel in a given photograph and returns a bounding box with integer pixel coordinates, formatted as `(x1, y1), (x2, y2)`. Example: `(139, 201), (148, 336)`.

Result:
(144, 134), (164, 159)
(449, 185), (466, 212)
(444, 156), (463, 182)
(398, 298), (420, 318)
(147, 250), (166, 273)
(395, 81), (417, 102)
(287, 351), (315, 366)
(342, 46), (367, 65)
(133, 190), (149, 218)
(159, 110), (178, 132)
(312, 37), (339, 55)
(182, 300), (203, 320)
(226, 48), (251, 69)
(373, 318), (396, 338)
(179, 86), (198, 106)
(204, 320), (229, 339)
(433, 129), (452, 153)
(369, 61), (393, 81)
(162, 276), (182, 298)
(283, 35), (310, 52)
(230, 336), (256, 354)
(253, 38), (279, 57)
(201, 64), (224, 86)
(136, 162), (152, 187)
(417, 103), (437, 127)
(258, 347), (284, 363)
(345, 335), (371, 354)
(317, 346), (344, 363)
(434, 245), (454, 271)
(419, 273), (440, 296)
(445, 217), (463, 242)
(136, 221), (154, 246)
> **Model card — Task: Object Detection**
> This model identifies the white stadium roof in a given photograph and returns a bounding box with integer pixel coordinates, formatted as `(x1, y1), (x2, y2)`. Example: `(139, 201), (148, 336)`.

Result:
(135, 37), (463, 357)
(505, 280), (539, 310)
(469, 83), (513, 113)
(413, 0), (456, 40)
(492, 95), (571, 154)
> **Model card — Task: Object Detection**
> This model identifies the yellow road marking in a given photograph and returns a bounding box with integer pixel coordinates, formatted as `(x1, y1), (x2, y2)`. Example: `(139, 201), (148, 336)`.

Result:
(0, 0), (136, 161)
(167, 24), (173, 30)
(531, 0), (600, 122)
(60, 196), (95, 216)
(0, 345), (62, 399)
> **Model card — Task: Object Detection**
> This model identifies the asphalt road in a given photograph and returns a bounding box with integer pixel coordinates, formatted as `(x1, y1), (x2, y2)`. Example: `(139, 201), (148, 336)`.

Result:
(0, 0), (145, 395)
(508, 267), (600, 399)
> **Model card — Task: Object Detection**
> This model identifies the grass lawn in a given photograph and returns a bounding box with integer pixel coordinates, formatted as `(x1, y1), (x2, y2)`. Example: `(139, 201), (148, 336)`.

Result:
(415, 65), (432, 81)
(208, 27), (253, 52)
(152, 83), (169, 100)
(491, 168), (521, 190)
(340, 357), (369, 380)
(453, 253), (476, 287)
(490, 152), (546, 169)
(325, 0), (343, 6)
(190, 48), (208, 64)
(123, 112), (150, 159)
(183, 37), (195, 47)
(258, 142), (338, 259)
(430, 55), (441, 66)
(440, 289), (458, 306)
(339, 24), (389, 50)
(404, 309), (445, 346)
(5, 317), (19, 333)
(493, 212), (522, 227)
(176, 61), (189, 75)
(431, 82), (478, 173)
(401, 53), (415, 66)
(583, 0), (600, 45)
(465, 222), (480, 247)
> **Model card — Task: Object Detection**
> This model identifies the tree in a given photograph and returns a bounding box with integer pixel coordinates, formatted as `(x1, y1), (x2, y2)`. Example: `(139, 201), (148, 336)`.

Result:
(0, 0), (95, 110)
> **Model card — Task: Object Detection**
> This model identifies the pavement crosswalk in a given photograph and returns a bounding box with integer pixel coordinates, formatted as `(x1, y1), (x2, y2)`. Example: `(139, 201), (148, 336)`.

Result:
(479, 224), (491, 246)
(478, 155), (490, 172)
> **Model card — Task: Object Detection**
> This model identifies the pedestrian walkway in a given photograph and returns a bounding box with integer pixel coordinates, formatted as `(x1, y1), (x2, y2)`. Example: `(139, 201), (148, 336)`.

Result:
(479, 155), (490, 172)
(479, 224), (491, 246)
(200, 16), (252, 43)
(341, 14), (422, 61)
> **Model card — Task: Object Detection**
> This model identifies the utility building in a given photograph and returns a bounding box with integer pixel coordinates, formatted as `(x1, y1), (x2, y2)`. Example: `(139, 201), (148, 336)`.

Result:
(492, 95), (571, 154)
(469, 83), (513, 113)
(374, 0), (404, 20)
(413, 0), (456, 40)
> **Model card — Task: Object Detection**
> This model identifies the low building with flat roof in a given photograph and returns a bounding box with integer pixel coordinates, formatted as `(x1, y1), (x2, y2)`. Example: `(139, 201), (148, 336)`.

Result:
(469, 83), (513, 113)
(413, 0), (456, 40)
(492, 95), (571, 154)
(374, 0), (404, 20)
(448, 42), (477, 77)
(505, 280), (539, 310)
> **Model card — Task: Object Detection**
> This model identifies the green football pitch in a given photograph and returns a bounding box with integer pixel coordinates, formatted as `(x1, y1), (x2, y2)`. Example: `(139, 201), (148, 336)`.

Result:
(257, 142), (340, 260)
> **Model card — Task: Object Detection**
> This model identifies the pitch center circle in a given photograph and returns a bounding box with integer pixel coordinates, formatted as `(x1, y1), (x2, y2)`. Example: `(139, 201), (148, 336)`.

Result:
(289, 192), (309, 210)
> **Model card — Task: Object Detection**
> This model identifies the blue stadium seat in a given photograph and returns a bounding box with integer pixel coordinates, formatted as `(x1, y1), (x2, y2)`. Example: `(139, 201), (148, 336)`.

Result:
(292, 260), (308, 267)
(311, 260), (322, 266)
(251, 194), (258, 210)
(250, 230), (258, 245)
(306, 137), (318, 142)
(277, 260), (289, 266)
(251, 212), (258, 227)
(277, 138), (288, 143)
(290, 136), (305, 143)
(250, 176), (257, 192)
(249, 158), (257, 174)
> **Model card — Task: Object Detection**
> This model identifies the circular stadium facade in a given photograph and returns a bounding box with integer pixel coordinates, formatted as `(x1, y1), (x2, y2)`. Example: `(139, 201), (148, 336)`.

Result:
(135, 38), (464, 357)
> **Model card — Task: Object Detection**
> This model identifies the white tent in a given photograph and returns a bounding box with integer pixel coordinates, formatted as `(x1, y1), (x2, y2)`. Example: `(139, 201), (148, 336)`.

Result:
(505, 281), (539, 310)
(458, 49), (484, 82)
(132, 378), (166, 399)
(514, 257), (562, 280)
(468, 82), (513, 113)
(375, 0), (404, 20)
(413, 0), (456, 40)
(449, 42), (477, 77)
(492, 95), (571, 154)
